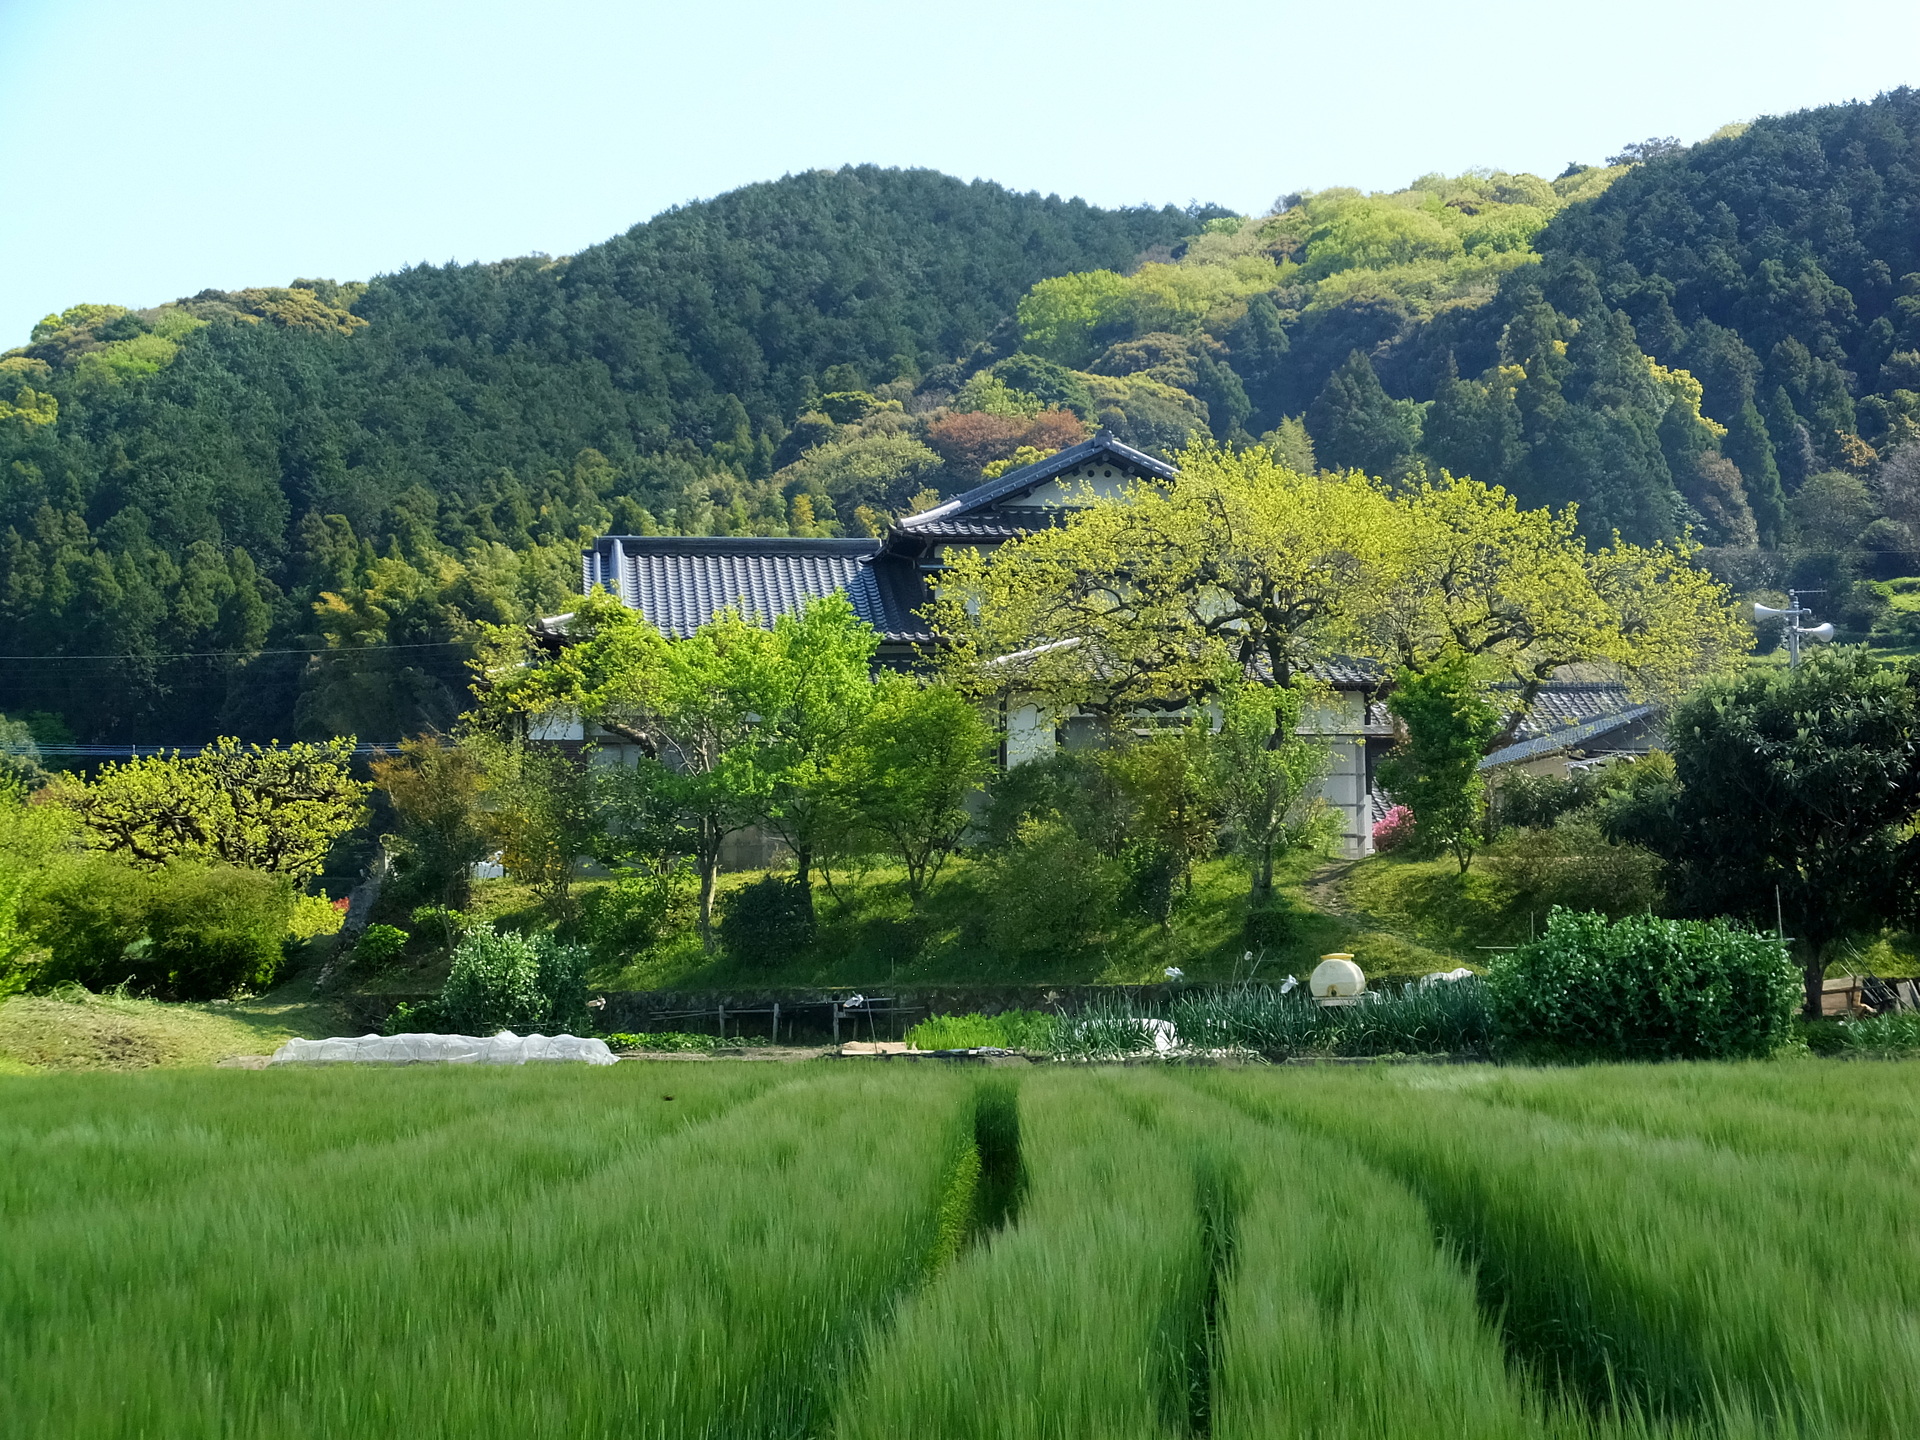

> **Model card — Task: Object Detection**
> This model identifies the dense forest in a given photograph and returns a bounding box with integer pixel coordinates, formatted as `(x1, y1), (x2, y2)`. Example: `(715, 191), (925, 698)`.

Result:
(0, 170), (1209, 742)
(4, 89), (1920, 744)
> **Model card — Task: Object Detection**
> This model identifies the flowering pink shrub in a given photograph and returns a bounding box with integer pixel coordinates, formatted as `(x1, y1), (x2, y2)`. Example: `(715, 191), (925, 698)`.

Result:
(1372, 804), (1415, 853)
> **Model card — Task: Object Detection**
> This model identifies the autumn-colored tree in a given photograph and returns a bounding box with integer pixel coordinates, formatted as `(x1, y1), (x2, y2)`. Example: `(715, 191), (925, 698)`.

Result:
(926, 408), (1087, 478)
(370, 734), (493, 909)
(926, 411), (1026, 473)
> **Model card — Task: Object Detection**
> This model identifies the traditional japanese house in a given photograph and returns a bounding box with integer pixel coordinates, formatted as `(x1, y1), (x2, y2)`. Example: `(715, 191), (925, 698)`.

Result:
(562, 434), (1640, 858)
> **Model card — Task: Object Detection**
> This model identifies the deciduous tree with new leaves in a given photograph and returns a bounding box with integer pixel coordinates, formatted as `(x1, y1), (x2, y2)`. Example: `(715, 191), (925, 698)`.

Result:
(934, 442), (1748, 747)
(54, 738), (369, 881)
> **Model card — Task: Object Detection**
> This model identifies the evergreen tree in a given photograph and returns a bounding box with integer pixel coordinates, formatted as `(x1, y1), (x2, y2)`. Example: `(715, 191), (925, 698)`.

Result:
(1226, 294), (1292, 429)
(1306, 351), (1420, 479)
(1379, 651), (1503, 873)
(1724, 401), (1787, 543)
(1422, 360), (1524, 488)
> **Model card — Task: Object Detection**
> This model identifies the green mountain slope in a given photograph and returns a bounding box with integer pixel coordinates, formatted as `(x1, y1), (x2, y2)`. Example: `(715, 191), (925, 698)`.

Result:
(7, 91), (1920, 747)
(0, 168), (1205, 741)
(976, 89), (1918, 583)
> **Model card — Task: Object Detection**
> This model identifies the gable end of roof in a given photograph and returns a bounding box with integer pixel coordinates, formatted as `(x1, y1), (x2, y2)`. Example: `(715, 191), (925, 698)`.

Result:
(896, 432), (1176, 532)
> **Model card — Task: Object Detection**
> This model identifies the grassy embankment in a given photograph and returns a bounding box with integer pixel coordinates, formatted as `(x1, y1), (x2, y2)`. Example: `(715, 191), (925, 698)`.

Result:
(353, 850), (1458, 998)
(7, 1062), (1920, 1437)
(0, 968), (345, 1073)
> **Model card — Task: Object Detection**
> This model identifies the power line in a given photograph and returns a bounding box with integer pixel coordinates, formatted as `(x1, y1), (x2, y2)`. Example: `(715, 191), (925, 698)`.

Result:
(0, 641), (474, 661)
(29, 742), (405, 758)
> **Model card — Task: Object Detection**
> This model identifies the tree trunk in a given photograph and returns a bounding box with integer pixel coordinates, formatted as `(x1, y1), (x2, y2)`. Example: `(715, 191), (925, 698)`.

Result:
(1797, 960), (1827, 1029)
(1251, 846), (1274, 906)
(1798, 918), (1835, 1018)
(697, 836), (720, 951)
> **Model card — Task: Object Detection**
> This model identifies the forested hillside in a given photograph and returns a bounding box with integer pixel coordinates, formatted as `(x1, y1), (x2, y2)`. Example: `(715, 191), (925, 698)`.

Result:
(988, 89), (1920, 614)
(5, 89), (1920, 746)
(0, 168), (1204, 742)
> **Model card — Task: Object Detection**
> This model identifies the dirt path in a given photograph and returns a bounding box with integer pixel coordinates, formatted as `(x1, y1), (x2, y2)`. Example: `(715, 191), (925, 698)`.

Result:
(1302, 859), (1362, 919)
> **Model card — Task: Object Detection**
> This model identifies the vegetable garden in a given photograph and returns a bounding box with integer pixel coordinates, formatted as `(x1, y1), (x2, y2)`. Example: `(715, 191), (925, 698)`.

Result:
(5, 1061), (1918, 1438)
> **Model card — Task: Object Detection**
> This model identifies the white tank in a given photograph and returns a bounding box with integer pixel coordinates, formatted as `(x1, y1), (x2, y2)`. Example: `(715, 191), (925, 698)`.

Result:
(1310, 955), (1366, 998)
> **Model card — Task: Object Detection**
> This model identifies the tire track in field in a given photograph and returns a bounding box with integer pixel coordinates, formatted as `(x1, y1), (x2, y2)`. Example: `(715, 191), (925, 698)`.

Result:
(1175, 1071), (1666, 1440)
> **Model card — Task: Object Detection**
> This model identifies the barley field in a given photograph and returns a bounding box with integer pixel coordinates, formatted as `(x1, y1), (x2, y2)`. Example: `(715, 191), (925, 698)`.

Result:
(3, 1061), (1915, 1438)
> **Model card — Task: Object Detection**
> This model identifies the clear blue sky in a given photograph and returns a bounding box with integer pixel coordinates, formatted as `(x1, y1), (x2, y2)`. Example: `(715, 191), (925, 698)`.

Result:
(3, 0), (1917, 346)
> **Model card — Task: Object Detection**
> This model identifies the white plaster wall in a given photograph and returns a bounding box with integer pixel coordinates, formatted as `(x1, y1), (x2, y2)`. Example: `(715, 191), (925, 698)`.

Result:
(529, 707), (584, 741)
(1314, 737), (1373, 858)
(1004, 462), (1137, 508)
(1005, 704), (1056, 766)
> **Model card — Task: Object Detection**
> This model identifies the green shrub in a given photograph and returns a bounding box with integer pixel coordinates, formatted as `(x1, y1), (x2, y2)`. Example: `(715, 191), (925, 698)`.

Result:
(1488, 771), (1591, 830)
(717, 876), (813, 967)
(27, 854), (150, 992)
(382, 998), (451, 1035)
(1241, 902), (1296, 950)
(985, 818), (1123, 956)
(1486, 908), (1800, 1060)
(537, 938), (591, 1034)
(1481, 816), (1664, 917)
(350, 924), (409, 971)
(579, 866), (693, 958)
(286, 893), (346, 942)
(30, 856), (292, 1000)
(409, 905), (476, 948)
(440, 927), (592, 1035)
(142, 864), (294, 999)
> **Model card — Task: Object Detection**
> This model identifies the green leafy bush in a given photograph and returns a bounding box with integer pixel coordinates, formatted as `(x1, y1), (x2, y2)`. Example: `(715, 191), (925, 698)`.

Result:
(717, 876), (814, 967)
(985, 818), (1124, 955)
(287, 893), (346, 942)
(30, 856), (293, 1000)
(440, 927), (592, 1035)
(1488, 771), (1594, 830)
(382, 998), (450, 1035)
(142, 864), (295, 1000)
(409, 905), (477, 948)
(350, 924), (409, 971)
(579, 866), (694, 958)
(1241, 903), (1297, 950)
(1486, 908), (1800, 1060)
(1481, 817), (1664, 917)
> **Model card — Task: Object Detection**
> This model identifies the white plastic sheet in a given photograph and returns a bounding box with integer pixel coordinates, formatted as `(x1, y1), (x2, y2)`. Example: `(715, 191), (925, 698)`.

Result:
(269, 1032), (617, 1066)
(1132, 1018), (1179, 1054)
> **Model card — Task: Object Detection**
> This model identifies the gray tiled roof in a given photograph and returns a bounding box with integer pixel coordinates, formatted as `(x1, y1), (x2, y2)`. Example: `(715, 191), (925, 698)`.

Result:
(1513, 682), (1637, 738)
(1367, 681), (1645, 742)
(1248, 654), (1386, 691)
(1479, 706), (1657, 769)
(581, 537), (931, 643)
(901, 514), (1062, 542)
(895, 432), (1174, 534)
(1306, 657), (1387, 690)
